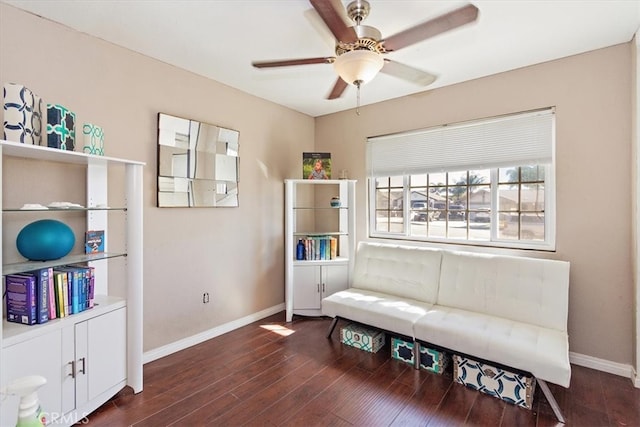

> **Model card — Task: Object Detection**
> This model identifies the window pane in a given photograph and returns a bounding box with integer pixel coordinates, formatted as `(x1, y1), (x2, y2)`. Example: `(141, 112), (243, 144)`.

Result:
(411, 174), (427, 186)
(375, 210), (390, 232)
(521, 165), (545, 182)
(498, 184), (519, 211)
(409, 217), (428, 237)
(499, 213), (520, 240)
(469, 217), (491, 241)
(429, 172), (446, 186)
(521, 184), (545, 211)
(469, 169), (491, 184)
(428, 216), (446, 238)
(499, 167), (519, 183)
(448, 171), (466, 185)
(521, 213), (545, 241)
(375, 177), (389, 188)
(375, 188), (390, 209)
(447, 221), (468, 239)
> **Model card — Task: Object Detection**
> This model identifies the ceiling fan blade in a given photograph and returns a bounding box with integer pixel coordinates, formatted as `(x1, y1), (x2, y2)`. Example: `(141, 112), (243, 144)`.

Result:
(310, 0), (358, 43)
(327, 77), (348, 99)
(381, 60), (437, 86)
(382, 4), (479, 52)
(252, 57), (334, 68)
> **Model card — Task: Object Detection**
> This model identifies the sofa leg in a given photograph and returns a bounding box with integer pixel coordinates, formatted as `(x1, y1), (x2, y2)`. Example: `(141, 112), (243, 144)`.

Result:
(537, 379), (565, 424)
(326, 317), (339, 339)
(413, 341), (420, 370)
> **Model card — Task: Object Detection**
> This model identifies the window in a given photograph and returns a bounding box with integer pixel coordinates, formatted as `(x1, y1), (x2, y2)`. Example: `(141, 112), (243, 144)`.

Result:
(368, 109), (555, 250)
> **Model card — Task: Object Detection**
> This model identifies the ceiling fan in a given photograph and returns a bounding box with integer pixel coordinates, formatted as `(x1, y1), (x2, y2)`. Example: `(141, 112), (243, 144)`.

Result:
(252, 0), (479, 100)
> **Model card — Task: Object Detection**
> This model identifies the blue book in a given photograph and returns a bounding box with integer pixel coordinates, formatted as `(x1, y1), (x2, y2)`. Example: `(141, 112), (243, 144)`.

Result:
(32, 269), (50, 324)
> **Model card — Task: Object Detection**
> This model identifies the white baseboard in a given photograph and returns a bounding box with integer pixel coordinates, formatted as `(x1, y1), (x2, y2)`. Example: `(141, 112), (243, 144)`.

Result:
(143, 303), (285, 364)
(569, 351), (638, 387)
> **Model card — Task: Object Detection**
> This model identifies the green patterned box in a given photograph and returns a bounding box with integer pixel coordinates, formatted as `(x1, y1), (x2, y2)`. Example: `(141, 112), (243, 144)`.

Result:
(391, 337), (449, 374)
(340, 323), (385, 353)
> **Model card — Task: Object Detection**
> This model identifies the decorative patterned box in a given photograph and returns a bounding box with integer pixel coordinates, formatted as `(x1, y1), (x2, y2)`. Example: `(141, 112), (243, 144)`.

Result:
(391, 337), (449, 374)
(3, 83), (43, 145)
(340, 323), (385, 353)
(453, 354), (536, 409)
(47, 103), (76, 150)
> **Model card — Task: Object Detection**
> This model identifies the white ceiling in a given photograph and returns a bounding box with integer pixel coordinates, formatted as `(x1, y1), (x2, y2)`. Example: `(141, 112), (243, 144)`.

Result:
(3, 0), (640, 117)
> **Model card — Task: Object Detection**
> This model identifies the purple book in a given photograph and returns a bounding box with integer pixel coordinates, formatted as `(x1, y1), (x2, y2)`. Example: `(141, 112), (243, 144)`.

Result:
(6, 274), (37, 325)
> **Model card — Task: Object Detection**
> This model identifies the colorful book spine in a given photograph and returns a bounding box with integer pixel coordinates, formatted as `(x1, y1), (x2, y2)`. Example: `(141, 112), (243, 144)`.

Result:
(34, 269), (50, 324)
(88, 266), (95, 308)
(46, 267), (56, 319)
(5, 274), (37, 325)
(53, 271), (66, 318)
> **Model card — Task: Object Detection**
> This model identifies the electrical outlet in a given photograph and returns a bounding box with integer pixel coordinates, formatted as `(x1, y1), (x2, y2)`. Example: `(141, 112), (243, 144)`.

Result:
(202, 292), (210, 304)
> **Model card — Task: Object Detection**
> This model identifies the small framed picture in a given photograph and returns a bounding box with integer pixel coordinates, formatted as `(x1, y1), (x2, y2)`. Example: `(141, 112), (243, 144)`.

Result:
(303, 152), (331, 180)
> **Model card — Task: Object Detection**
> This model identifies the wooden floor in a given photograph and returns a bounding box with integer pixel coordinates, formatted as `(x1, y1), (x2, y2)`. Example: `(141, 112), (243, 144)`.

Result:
(84, 313), (640, 427)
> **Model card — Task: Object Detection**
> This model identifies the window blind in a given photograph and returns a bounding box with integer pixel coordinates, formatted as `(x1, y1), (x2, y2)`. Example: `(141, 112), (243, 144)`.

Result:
(366, 108), (554, 177)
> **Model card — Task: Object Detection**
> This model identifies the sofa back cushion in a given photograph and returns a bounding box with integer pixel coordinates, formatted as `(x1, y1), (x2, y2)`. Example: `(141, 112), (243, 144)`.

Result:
(437, 250), (570, 332)
(352, 242), (442, 303)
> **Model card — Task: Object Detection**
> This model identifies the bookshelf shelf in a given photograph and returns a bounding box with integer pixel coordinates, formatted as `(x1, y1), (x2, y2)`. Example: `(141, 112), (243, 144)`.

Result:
(2, 252), (127, 276)
(0, 140), (144, 427)
(284, 179), (356, 322)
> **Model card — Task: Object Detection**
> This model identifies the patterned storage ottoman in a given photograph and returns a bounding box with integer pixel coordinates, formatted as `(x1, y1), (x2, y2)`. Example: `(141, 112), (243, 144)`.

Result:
(340, 323), (385, 353)
(391, 337), (450, 374)
(453, 354), (537, 409)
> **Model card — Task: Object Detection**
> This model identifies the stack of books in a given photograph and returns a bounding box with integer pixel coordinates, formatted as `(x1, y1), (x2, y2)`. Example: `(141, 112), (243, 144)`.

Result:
(298, 236), (338, 260)
(5, 265), (96, 325)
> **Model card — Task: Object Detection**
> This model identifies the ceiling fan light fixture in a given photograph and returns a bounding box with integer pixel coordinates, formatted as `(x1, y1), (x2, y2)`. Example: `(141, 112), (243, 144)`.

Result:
(333, 49), (384, 86)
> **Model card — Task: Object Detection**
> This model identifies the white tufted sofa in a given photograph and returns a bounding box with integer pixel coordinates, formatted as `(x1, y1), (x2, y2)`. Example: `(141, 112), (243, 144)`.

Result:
(322, 241), (570, 422)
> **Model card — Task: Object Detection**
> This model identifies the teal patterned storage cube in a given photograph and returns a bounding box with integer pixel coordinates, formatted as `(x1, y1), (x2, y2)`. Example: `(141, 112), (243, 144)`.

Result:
(47, 103), (75, 150)
(453, 354), (536, 409)
(391, 337), (449, 374)
(340, 323), (385, 353)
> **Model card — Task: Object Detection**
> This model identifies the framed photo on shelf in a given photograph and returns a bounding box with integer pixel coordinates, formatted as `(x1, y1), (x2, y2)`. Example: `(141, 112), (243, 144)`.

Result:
(303, 152), (331, 180)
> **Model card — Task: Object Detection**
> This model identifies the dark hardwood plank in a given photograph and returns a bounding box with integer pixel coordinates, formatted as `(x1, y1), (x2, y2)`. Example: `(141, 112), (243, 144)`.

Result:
(79, 313), (640, 427)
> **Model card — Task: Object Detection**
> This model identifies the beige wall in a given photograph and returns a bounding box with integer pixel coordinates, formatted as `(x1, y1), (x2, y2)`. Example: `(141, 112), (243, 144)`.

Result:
(0, 4), (314, 351)
(316, 43), (634, 365)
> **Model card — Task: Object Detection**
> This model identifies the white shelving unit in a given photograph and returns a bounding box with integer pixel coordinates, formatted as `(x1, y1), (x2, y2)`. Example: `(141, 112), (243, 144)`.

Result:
(284, 179), (356, 322)
(0, 140), (144, 426)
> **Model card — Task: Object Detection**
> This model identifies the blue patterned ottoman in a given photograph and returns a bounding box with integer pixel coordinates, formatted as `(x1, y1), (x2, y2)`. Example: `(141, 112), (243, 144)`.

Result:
(453, 354), (536, 409)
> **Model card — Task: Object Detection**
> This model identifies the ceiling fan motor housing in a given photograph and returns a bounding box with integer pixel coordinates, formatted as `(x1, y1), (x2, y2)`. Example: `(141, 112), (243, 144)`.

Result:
(335, 25), (384, 56)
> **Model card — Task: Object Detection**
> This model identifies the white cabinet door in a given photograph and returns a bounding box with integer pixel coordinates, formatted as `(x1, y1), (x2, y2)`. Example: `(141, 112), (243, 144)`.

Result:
(60, 307), (126, 416)
(292, 265), (321, 310)
(87, 307), (126, 401)
(1, 331), (63, 427)
(322, 264), (349, 298)
(292, 264), (349, 314)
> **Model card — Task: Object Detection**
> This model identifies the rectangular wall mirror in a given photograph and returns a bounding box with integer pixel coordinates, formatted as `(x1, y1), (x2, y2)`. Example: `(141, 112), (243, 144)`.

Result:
(157, 113), (240, 207)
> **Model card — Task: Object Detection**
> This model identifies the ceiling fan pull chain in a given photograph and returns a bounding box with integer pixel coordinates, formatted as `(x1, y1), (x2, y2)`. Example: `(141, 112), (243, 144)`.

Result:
(356, 80), (362, 116)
